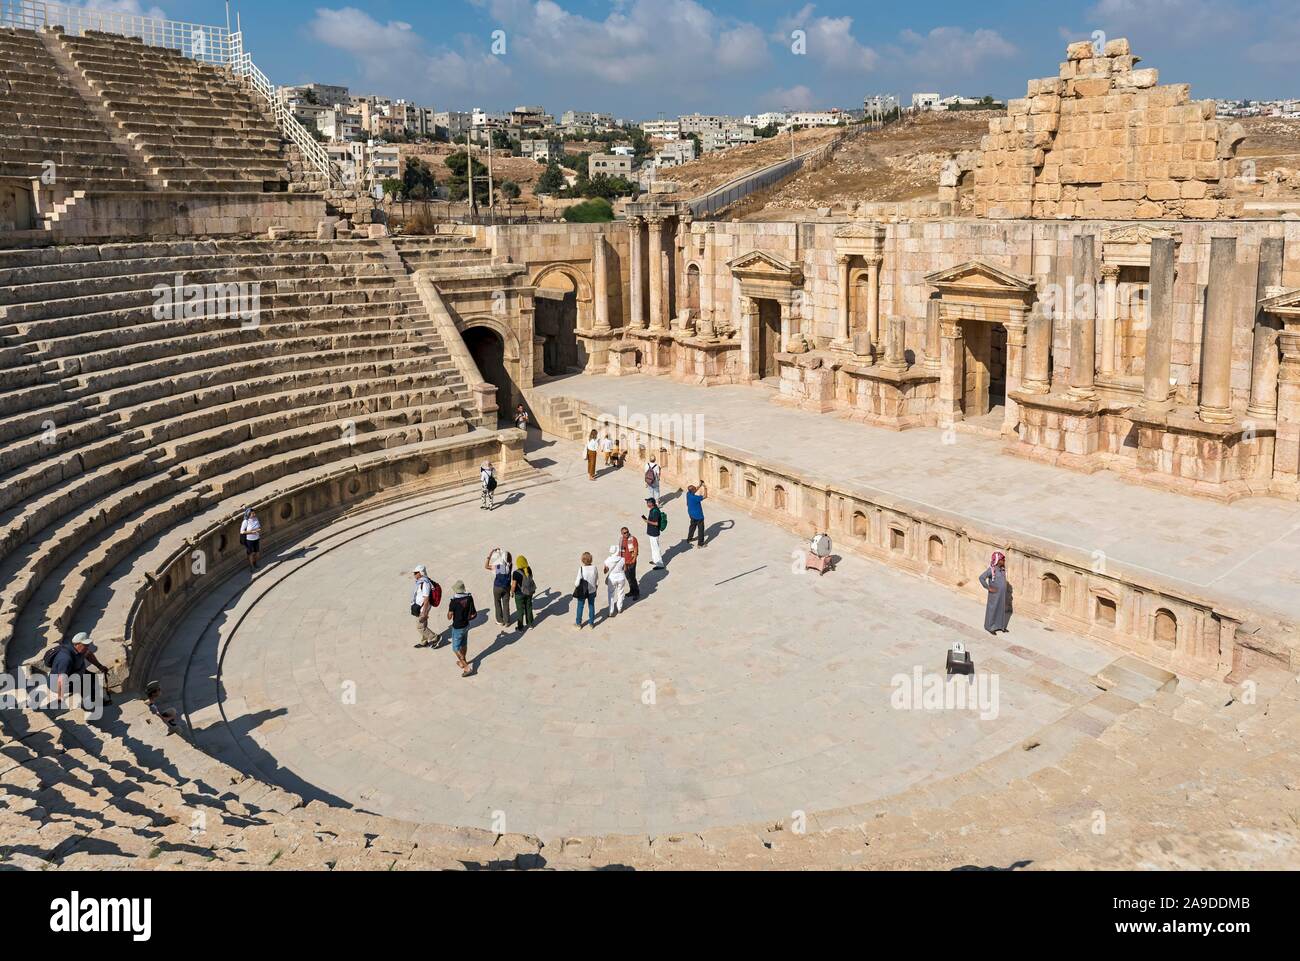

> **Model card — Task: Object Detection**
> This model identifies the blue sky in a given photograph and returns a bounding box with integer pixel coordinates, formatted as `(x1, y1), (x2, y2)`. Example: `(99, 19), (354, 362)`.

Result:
(94, 1), (1299, 116)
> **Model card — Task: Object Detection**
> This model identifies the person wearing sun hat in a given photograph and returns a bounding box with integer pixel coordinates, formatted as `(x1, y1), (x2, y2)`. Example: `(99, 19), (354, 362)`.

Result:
(445, 580), (477, 677)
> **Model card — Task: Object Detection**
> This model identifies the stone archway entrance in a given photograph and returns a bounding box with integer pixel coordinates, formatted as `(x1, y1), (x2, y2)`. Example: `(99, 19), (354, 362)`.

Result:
(925, 261), (1035, 435)
(529, 263), (595, 377)
(462, 325), (515, 424)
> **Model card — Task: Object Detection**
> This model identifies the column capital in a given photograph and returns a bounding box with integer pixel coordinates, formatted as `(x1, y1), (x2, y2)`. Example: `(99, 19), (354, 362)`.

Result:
(866, 255), (884, 269)
(1100, 263), (1122, 280)
(836, 254), (853, 267)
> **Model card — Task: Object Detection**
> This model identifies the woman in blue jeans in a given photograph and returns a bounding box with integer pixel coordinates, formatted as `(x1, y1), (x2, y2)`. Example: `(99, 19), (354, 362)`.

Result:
(574, 552), (598, 628)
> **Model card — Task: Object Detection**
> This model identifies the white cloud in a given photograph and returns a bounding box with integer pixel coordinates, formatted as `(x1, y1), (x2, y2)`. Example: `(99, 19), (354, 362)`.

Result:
(778, 5), (879, 72)
(69, 0), (168, 18)
(893, 26), (1017, 75)
(312, 0), (774, 105)
(763, 84), (818, 110)
(1086, 0), (1234, 46)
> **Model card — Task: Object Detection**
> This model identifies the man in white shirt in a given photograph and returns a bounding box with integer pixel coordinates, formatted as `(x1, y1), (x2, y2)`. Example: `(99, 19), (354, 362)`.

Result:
(239, 507), (262, 571)
(480, 462), (497, 510)
(412, 565), (437, 648)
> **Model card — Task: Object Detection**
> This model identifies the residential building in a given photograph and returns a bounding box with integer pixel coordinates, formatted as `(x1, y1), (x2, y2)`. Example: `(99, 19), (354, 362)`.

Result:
(679, 113), (727, 136)
(912, 92), (941, 111)
(589, 153), (633, 179)
(641, 119), (681, 139)
(787, 111), (842, 128)
(367, 141), (400, 185)
(434, 110), (471, 139)
(654, 139), (696, 167)
(521, 139), (556, 163)
(278, 82), (350, 108)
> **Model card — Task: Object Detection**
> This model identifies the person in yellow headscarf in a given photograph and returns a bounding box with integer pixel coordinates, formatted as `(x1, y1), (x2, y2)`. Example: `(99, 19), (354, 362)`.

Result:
(511, 554), (537, 632)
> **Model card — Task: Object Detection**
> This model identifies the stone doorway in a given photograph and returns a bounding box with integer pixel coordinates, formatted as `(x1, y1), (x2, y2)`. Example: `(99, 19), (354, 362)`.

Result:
(960, 320), (1008, 419)
(463, 326), (515, 424)
(758, 298), (782, 381)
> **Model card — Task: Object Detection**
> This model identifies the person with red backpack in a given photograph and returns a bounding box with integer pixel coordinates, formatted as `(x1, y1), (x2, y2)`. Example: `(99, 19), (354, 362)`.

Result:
(412, 565), (443, 648)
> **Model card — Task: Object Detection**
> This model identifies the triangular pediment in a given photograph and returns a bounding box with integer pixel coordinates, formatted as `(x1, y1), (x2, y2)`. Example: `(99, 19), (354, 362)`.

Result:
(925, 260), (1033, 292)
(1261, 287), (1300, 314)
(728, 249), (803, 282)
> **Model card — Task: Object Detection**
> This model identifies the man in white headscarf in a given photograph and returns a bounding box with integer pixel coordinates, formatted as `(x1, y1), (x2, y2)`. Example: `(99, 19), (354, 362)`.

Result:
(603, 545), (628, 617)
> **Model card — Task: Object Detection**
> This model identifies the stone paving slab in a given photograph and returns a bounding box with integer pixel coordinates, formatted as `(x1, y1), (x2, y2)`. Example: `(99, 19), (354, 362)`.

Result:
(532, 374), (1300, 627)
(197, 438), (1133, 839)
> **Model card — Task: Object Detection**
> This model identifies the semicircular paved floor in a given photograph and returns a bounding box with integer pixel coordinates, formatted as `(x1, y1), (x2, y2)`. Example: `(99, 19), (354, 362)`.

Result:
(197, 439), (1126, 839)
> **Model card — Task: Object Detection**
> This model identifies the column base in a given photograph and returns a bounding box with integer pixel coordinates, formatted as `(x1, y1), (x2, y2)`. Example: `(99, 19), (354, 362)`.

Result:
(1245, 404), (1279, 420)
(1198, 405), (1234, 425)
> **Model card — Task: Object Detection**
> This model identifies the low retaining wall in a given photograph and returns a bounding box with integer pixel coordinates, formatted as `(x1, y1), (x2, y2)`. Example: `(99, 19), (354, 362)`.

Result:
(47, 190), (325, 241)
(540, 395), (1259, 680)
(124, 431), (524, 687)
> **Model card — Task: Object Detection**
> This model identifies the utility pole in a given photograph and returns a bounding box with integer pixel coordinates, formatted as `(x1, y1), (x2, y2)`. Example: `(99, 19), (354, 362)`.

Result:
(487, 127), (496, 217)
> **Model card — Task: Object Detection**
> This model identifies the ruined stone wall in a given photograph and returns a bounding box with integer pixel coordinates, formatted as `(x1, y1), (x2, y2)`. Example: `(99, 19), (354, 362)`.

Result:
(687, 218), (1300, 412)
(974, 39), (1242, 221)
(488, 222), (631, 330)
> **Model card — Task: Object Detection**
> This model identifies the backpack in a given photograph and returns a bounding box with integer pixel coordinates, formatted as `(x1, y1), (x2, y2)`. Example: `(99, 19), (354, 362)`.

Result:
(644, 465), (657, 487)
(429, 580), (442, 607)
(41, 645), (61, 669)
(653, 509), (667, 533)
(519, 572), (535, 596)
(486, 473), (498, 492)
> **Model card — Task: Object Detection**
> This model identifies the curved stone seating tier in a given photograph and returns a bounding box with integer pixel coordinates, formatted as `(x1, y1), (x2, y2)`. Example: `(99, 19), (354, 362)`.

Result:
(0, 238), (476, 724)
(56, 31), (291, 192)
(0, 28), (151, 192)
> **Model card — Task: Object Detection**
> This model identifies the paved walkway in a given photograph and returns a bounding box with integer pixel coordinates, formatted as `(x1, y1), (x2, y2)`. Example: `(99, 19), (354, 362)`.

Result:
(532, 375), (1300, 626)
(184, 438), (1133, 839)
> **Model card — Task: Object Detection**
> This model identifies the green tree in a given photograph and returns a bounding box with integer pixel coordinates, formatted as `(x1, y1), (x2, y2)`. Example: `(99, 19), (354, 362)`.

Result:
(380, 178), (403, 199)
(402, 157), (438, 201)
(563, 197), (615, 223)
(498, 180), (521, 200)
(443, 151), (490, 204)
(536, 162), (567, 195)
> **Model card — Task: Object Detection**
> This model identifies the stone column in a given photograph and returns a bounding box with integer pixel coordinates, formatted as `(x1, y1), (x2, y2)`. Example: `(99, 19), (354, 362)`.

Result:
(1198, 237), (1237, 425)
(882, 316), (908, 371)
(925, 298), (942, 372)
(1246, 237), (1285, 420)
(744, 296), (761, 379)
(1100, 263), (1121, 376)
(628, 216), (645, 329)
(1143, 236), (1177, 408)
(592, 236), (610, 331)
(939, 320), (965, 423)
(647, 217), (666, 330)
(779, 302), (791, 353)
(1023, 303), (1052, 393)
(701, 224), (716, 325)
(1003, 306), (1028, 432)
(836, 255), (852, 346)
(1068, 234), (1097, 398)
(866, 255), (883, 349)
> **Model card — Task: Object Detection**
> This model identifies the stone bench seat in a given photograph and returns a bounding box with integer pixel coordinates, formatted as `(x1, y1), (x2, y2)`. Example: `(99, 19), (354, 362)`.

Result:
(0, 249), (398, 293)
(0, 451), (160, 576)
(82, 343), (438, 415)
(15, 293), (418, 349)
(134, 379), (463, 452)
(0, 399), (85, 447)
(35, 313), (427, 376)
(0, 143), (141, 171)
(22, 483), (207, 652)
(64, 330), (427, 395)
(0, 469), (188, 661)
(0, 417), (117, 506)
(0, 239), (396, 272)
(195, 418), (470, 504)
(175, 409), (469, 493)
(0, 381), (66, 418)
(3, 266), (404, 320)
(107, 361), (463, 438)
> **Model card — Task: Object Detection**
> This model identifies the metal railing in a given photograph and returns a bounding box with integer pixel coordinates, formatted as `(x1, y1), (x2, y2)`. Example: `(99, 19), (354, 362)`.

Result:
(1, 1), (338, 186)
(1, 0), (236, 63)
(230, 44), (338, 187)
(688, 122), (874, 219)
